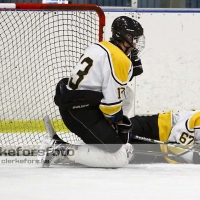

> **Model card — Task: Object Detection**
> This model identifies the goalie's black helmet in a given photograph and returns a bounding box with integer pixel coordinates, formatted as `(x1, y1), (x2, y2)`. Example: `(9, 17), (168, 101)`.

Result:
(111, 16), (143, 47)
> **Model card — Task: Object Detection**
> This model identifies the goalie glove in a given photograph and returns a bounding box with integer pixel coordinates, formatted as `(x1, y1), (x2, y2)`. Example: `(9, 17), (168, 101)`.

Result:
(113, 115), (133, 144)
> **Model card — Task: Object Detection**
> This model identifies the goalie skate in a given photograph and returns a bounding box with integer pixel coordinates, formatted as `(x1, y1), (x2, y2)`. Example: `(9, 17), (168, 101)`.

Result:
(37, 134), (54, 165)
(43, 142), (75, 167)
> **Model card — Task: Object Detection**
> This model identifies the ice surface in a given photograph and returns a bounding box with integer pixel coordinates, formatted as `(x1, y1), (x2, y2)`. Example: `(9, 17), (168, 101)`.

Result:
(0, 157), (200, 200)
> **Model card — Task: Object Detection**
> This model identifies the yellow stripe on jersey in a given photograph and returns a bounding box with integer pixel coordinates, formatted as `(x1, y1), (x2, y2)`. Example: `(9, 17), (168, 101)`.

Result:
(99, 102), (122, 116)
(158, 110), (173, 142)
(99, 41), (131, 84)
(186, 111), (200, 132)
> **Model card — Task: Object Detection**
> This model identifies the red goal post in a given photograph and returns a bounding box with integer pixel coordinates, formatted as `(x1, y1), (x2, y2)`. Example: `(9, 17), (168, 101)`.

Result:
(0, 3), (105, 148)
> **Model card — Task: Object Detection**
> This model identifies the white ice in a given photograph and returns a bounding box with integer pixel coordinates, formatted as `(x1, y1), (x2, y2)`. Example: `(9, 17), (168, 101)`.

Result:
(0, 157), (200, 200)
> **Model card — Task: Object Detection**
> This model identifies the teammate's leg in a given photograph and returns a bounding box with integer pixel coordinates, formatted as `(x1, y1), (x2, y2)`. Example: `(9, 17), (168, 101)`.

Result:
(130, 114), (160, 141)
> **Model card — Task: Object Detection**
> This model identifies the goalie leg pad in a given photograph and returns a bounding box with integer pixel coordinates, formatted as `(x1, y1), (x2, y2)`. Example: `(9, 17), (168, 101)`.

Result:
(68, 144), (129, 168)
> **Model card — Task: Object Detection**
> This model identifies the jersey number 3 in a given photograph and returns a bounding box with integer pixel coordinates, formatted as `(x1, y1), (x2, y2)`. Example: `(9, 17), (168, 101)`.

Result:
(69, 57), (93, 90)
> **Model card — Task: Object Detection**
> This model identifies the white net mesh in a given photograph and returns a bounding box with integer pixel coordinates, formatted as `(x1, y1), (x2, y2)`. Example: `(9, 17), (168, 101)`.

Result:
(0, 5), (104, 146)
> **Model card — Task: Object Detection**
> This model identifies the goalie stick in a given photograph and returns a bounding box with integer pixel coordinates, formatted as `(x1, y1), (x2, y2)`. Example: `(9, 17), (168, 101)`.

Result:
(43, 115), (56, 138)
(42, 115), (57, 168)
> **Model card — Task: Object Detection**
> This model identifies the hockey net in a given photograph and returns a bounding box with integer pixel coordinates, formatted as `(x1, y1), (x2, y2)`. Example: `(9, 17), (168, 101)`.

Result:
(0, 3), (105, 151)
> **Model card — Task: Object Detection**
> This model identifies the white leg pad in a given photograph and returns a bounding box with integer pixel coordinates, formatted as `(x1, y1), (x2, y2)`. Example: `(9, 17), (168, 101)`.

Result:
(68, 144), (129, 168)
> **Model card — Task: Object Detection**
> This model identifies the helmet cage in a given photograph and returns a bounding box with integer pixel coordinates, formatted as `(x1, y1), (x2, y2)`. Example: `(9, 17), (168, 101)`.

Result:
(133, 35), (145, 56)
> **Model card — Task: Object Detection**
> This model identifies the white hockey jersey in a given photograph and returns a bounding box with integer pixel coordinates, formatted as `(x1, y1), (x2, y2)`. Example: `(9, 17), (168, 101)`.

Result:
(159, 110), (200, 163)
(67, 41), (134, 120)
(169, 110), (200, 145)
